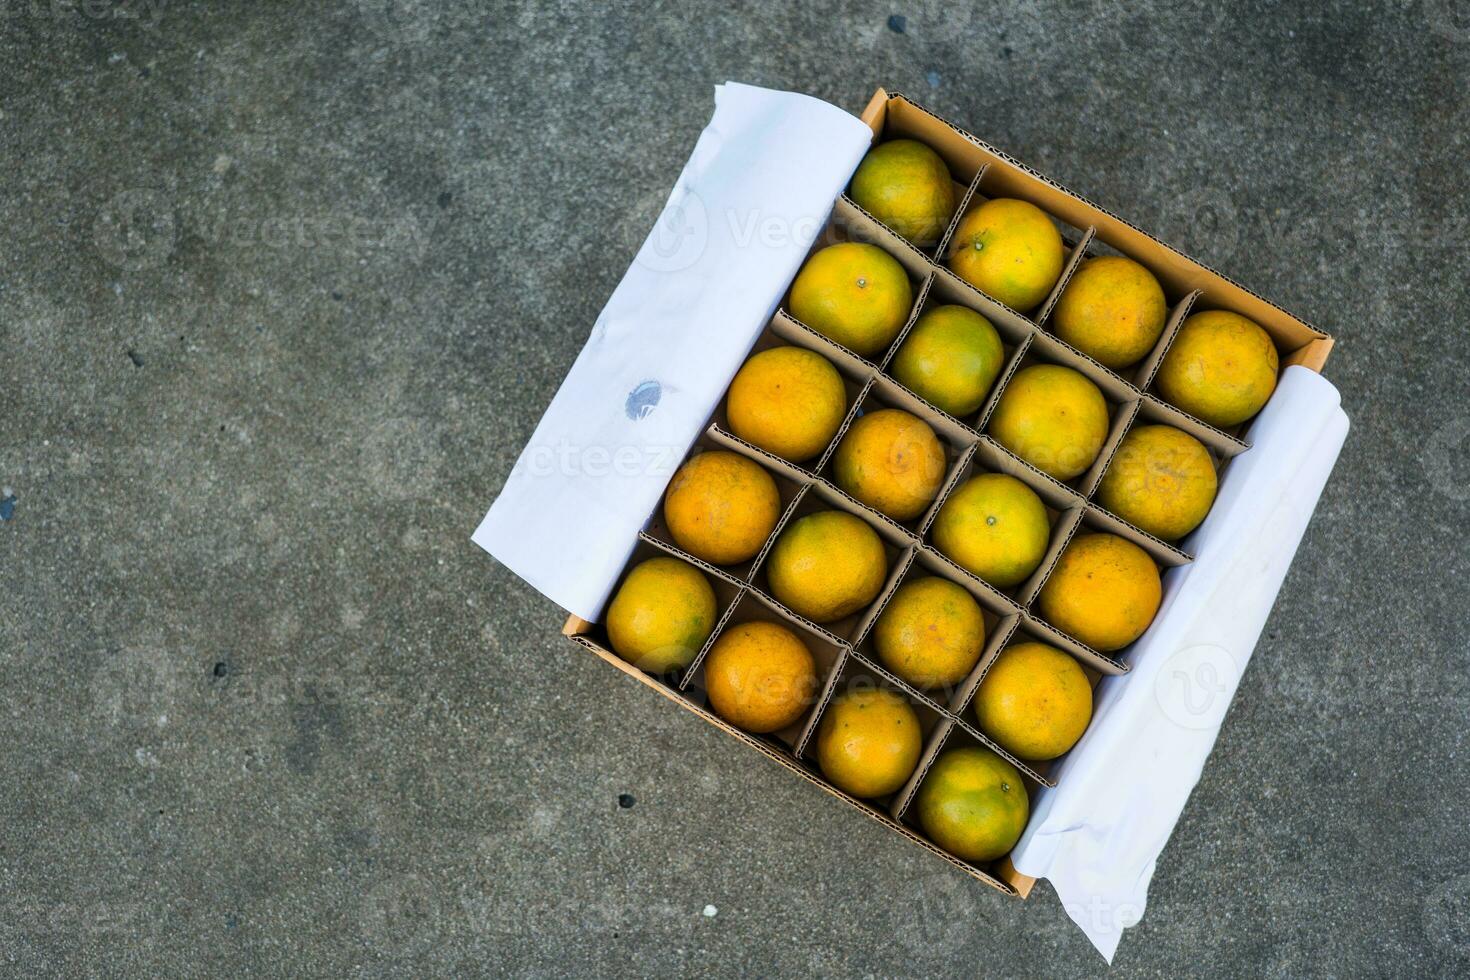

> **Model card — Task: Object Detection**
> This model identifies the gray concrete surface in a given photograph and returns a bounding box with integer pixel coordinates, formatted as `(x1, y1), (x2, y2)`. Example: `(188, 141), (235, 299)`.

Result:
(3, 0), (1468, 976)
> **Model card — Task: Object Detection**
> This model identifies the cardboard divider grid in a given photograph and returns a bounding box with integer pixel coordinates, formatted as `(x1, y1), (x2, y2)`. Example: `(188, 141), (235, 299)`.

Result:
(563, 87), (1335, 899)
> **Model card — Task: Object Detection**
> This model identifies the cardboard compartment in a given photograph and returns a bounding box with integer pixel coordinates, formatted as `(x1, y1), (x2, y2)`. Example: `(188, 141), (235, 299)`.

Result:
(917, 440), (1083, 607)
(878, 269), (1035, 434)
(818, 373), (978, 538)
(709, 310), (880, 476)
(745, 475), (915, 643)
(793, 652), (950, 796)
(886, 717), (1037, 890)
(577, 536), (746, 688)
(678, 588), (849, 752)
(784, 210), (932, 367)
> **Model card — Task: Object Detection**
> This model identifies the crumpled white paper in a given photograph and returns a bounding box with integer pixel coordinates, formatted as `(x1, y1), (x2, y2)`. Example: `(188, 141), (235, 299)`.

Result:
(472, 82), (1350, 961)
(473, 82), (872, 621)
(1011, 365), (1349, 960)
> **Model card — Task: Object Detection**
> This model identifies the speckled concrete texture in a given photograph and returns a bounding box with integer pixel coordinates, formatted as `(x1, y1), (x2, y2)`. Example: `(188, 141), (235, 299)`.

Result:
(3, 1), (1468, 976)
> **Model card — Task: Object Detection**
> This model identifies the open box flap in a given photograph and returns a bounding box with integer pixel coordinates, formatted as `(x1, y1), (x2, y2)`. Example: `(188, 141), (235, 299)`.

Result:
(1010, 365), (1349, 961)
(472, 83), (872, 620)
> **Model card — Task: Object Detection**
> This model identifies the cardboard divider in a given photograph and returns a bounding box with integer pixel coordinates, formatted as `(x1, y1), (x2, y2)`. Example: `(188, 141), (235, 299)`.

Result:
(1139, 390), (1251, 456)
(1132, 289), (1202, 391)
(820, 373), (979, 538)
(1033, 226), (1098, 330)
(1015, 505), (1087, 608)
(1080, 500), (1192, 568)
(678, 588), (850, 750)
(931, 164), (989, 261)
(981, 338), (1139, 496)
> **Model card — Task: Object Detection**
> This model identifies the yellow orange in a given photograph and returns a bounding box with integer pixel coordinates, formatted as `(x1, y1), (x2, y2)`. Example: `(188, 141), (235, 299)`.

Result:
(605, 557), (718, 674)
(1052, 255), (1167, 369)
(664, 451), (781, 565)
(1155, 310), (1280, 428)
(832, 408), (947, 521)
(889, 304), (1006, 417)
(704, 621), (818, 733)
(766, 510), (887, 623)
(988, 364), (1109, 480)
(789, 243), (913, 356)
(947, 198), (1064, 312)
(872, 577), (987, 689)
(929, 473), (1050, 589)
(849, 139), (958, 246)
(1038, 533), (1161, 651)
(1096, 425), (1217, 540)
(915, 747), (1029, 863)
(816, 688), (922, 798)
(973, 642), (1092, 760)
(727, 347), (847, 462)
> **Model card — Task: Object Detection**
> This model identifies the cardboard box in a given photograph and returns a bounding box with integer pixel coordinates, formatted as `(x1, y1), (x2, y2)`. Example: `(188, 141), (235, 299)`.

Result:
(562, 89), (1334, 898)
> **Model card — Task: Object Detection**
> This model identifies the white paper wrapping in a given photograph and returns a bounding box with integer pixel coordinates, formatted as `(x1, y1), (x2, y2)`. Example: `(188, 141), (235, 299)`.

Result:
(1010, 365), (1349, 960)
(473, 82), (872, 621)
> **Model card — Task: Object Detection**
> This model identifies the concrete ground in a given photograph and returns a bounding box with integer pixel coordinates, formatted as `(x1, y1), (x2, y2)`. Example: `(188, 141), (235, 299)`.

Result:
(3, 0), (1468, 976)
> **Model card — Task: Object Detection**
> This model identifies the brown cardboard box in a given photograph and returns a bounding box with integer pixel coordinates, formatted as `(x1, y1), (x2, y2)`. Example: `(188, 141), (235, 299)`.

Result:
(563, 89), (1334, 899)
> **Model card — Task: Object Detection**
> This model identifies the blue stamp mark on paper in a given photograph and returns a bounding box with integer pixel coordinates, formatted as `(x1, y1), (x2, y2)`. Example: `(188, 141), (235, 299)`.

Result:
(625, 380), (661, 420)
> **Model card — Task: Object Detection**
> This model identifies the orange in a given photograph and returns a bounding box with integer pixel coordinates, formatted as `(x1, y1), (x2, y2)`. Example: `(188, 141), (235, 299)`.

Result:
(832, 408), (947, 521)
(915, 747), (1029, 862)
(929, 473), (1050, 589)
(704, 621), (818, 733)
(766, 510), (887, 623)
(849, 139), (957, 246)
(889, 304), (1005, 417)
(988, 364), (1109, 480)
(1052, 255), (1167, 369)
(815, 688), (922, 798)
(1155, 310), (1280, 428)
(872, 577), (986, 689)
(973, 642), (1092, 760)
(664, 451), (781, 565)
(1096, 425), (1218, 540)
(947, 198), (1064, 313)
(727, 347), (847, 462)
(1038, 533), (1161, 651)
(789, 243), (913, 356)
(605, 557), (717, 674)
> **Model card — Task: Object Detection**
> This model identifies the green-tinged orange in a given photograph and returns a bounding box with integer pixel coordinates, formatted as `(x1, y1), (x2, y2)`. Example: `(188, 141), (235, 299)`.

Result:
(872, 577), (986, 690)
(789, 243), (913, 357)
(766, 510), (887, 623)
(947, 198), (1064, 312)
(606, 557), (717, 674)
(929, 473), (1050, 589)
(890, 304), (1006, 417)
(849, 139), (957, 246)
(916, 747), (1029, 862)
(1155, 310), (1280, 428)
(1096, 424), (1217, 540)
(988, 364), (1109, 480)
